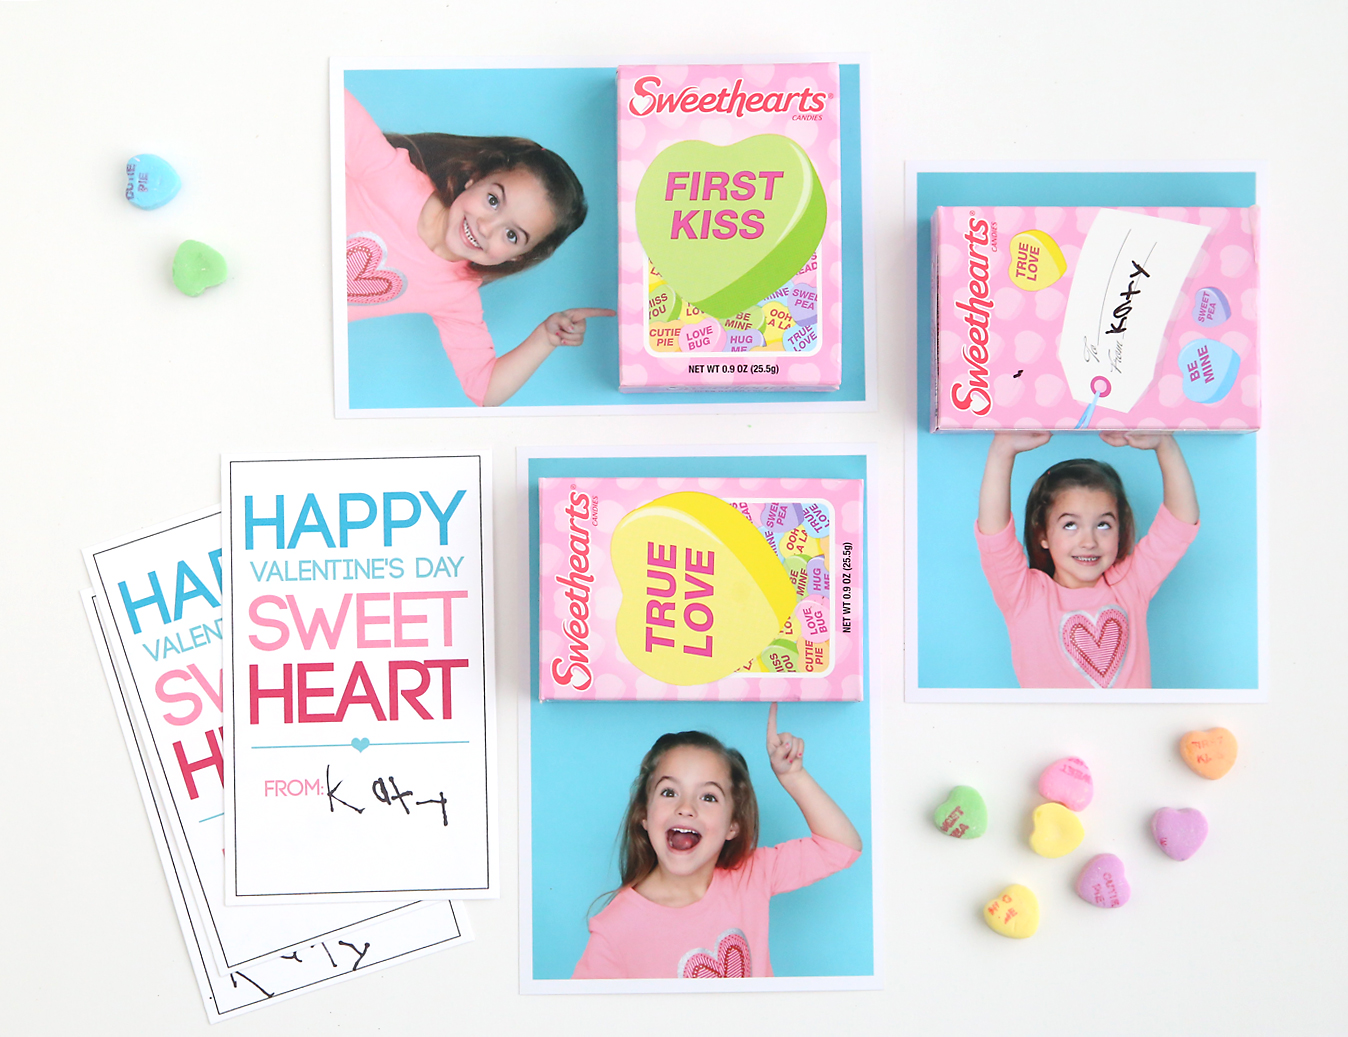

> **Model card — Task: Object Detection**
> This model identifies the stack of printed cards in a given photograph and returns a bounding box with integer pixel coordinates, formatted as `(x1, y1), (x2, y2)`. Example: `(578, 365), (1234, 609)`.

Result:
(82, 454), (497, 1021)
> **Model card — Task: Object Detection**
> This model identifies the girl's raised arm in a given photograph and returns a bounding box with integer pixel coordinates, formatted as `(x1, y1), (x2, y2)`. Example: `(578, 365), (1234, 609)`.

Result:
(766, 703), (862, 852)
(481, 307), (616, 407)
(978, 431), (1050, 535)
(1099, 432), (1199, 524)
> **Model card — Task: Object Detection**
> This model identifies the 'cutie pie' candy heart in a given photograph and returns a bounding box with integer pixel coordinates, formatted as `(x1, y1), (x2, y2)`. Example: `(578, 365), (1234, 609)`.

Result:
(636, 135), (827, 321)
(1178, 339), (1240, 404)
(1007, 229), (1067, 291)
(1151, 807), (1208, 860)
(1075, 854), (1130, 908)
(984, 885), (1039, 938)
(1180, 727), (1238, 779)
(125, 153), (181, 209)
(610, 492), (796, 685)
(1038, 757), (1094, 810)
(172, 240), (227, 297)
(1192, 286), (1231, 326)
(934, 785), (987, 839)
(1029, 802), (1084, 858)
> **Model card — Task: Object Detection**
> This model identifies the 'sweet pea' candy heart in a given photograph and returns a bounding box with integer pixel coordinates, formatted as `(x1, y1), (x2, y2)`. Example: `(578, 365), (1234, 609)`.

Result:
(1192, 286), (1231, 326)
(1075, 854), (1130, 908)
(934, 785), (987, 839)
(984, 885), (1039, 938)
(636, 135), (827, 321)
(610, 492), (796, 685)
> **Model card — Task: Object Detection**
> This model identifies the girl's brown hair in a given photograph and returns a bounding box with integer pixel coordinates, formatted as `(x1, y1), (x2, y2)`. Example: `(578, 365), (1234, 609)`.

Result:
(617, 731), (759, 892)
(386, 131), (588, 283)
(1024, 458), (1136, 581)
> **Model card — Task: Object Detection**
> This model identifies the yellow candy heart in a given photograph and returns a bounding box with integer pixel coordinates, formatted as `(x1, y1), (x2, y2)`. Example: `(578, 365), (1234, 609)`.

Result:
(984, 884), (1039, 939)
(1007, 229), (1068, 291)
(610, 492), (796, 685)
(1030, 802), (1084, 858)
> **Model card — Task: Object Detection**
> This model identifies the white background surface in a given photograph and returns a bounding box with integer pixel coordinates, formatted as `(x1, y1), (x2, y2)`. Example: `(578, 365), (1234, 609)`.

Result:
(2, 2), (1344, 1033)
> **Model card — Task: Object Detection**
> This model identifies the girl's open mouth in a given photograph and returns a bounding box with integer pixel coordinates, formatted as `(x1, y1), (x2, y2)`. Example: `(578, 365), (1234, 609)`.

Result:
(461, 217), (481, 250)
(1073, 555), (1101, 565)
(667, 827), (701, 852)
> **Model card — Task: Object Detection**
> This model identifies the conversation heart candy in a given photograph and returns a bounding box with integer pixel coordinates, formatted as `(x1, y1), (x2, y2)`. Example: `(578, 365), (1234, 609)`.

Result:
(806, 556), (830, 597)
(1038, 757), (1094, 810)
(679, 299), (706, 322)
(726, 329), (764, 352)
(636, 135), (827, 320)
(125, 153), (181, 209)
(760, 638), (800, 673)
(649, 322), (682, 352)
(789, 282), (818, 325)
(1029, 802), (1084, 858)
(780, 525), (812, 557)
(648, 283), (681, 323)
(610, 492), (796, 685)
(723, 305), (764, 331)
(680, 318), (724, 352)
(1192, 286), (1231, 326)
(781, 554), (810, 597)
(1075, 854), (1130, 908)
(172, 240), (227, 296)
(1007, 229), (1067, 291)
(793, 596), (830, 642)
(1178, 339), (1240, 404)
(800, 502), (831, 538)
(761, 301), (795, 344)
(759, 283), (795, 306)
(984, 885), (1039, 939)
(784, 322), (818, 353)
(801, 638), (829, 672)
(1180, 727), (1237, 779)
(1151, 807), (1208, 860)
(761, 502), (803, 533)
(934, 785), (987, 839)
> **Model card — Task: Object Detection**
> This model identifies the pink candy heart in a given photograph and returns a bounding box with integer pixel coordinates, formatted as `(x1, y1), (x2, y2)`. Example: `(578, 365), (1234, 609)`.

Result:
(1151, 807), (1208, 861)
(1075, 853), (1130, 908)
(1039, 756), (1094, 810)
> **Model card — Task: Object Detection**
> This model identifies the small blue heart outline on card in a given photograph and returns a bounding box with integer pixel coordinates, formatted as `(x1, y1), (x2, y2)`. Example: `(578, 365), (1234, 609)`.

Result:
(351, 737), (371, 752)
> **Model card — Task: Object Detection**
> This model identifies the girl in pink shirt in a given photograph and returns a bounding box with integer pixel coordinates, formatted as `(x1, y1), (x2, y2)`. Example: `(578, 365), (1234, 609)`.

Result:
(976, 431), (1200, 689)
(573, 705), (862, 979)
(345, 90), (614, 406)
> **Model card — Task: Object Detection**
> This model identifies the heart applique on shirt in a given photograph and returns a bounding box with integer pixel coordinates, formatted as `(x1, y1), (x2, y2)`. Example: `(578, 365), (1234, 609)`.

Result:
(678, 928), (752, 979)
(1060, 605), (1129, 688)
(347, 233), (406, 305)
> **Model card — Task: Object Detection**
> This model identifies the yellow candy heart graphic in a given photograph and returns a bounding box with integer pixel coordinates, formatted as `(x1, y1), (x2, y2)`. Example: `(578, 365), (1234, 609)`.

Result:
(610, 492), (797, 685)
(1007, 229), (1068, 291)
(984, 884), (1039, 938)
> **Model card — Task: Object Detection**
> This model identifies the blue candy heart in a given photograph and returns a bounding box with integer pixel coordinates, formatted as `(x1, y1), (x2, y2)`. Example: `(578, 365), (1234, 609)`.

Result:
(1178, 338), (1240, 404)
(351, 737), (371, 752)
(125, 154), (181, 210)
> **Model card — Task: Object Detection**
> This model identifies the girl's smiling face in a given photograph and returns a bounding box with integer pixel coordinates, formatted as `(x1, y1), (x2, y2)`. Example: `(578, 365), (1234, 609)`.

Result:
(1040, 485), (1120, 589)
(439, 169), (557, 265)
(641, 745), (739, 881)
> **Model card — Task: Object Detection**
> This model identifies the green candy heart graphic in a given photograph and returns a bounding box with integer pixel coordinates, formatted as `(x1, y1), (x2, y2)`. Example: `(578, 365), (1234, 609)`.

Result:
(636, 135), (826, 321)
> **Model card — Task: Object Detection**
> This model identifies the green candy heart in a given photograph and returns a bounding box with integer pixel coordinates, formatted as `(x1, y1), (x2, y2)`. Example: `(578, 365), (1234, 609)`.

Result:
(934, 785), (987, 839)
(648, 282), (681, 323)
(636, 135), (826, 321)
(172, 240), (227, 297)
(759, 637), (800, 673)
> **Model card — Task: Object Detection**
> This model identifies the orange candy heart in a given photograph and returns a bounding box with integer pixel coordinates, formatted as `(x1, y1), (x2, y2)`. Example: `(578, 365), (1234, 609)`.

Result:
(1180, 727), (1238, 779)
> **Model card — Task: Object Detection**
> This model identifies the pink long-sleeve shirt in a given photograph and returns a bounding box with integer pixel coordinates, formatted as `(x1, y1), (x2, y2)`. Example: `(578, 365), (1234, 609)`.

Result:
(344, 90), (497, 406)
(976, 504), (1199, 689)
(572, 834), (860, 980)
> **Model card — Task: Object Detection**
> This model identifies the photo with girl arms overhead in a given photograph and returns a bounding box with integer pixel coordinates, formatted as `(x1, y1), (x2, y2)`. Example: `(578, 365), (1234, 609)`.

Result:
(344, 90), (614, 406)
(976, 430), (1200, 690)
(573, 704), (862, 980)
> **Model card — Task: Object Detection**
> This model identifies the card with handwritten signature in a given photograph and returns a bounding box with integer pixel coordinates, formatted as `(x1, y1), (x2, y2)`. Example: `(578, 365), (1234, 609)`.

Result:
(221, 455), (497, 903)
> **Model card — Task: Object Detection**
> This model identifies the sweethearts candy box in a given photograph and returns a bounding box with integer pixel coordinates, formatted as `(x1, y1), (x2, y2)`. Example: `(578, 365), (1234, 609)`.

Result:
(537, 477), (863, 700)
(931, 206), (1260, 431)
(617, 64), (842, 392)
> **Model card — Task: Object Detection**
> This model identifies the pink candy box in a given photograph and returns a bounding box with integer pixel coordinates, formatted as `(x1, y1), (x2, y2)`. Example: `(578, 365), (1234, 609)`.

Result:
(931, 206), (1260, 431)
(537, 476), (864, 701)
(617, 63), (843, 392)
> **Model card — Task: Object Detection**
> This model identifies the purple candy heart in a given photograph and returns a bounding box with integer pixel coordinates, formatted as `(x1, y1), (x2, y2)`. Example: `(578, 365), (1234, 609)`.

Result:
(1075, 853), (1130, 908)
(1151, 807), (1208, 861)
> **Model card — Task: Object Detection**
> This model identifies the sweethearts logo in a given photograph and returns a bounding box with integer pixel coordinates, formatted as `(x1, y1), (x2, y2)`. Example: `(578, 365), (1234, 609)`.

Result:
(627, 76), (829, 119)
(949, 213), (997, 417)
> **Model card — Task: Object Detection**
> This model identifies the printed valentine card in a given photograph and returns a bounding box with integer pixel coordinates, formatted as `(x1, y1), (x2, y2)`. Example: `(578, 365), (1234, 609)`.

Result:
(222, 455), (497, 902)
(537, 476), (863, 701)
(84, 589), (471, 1022)
(83, 508), (458, 972)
